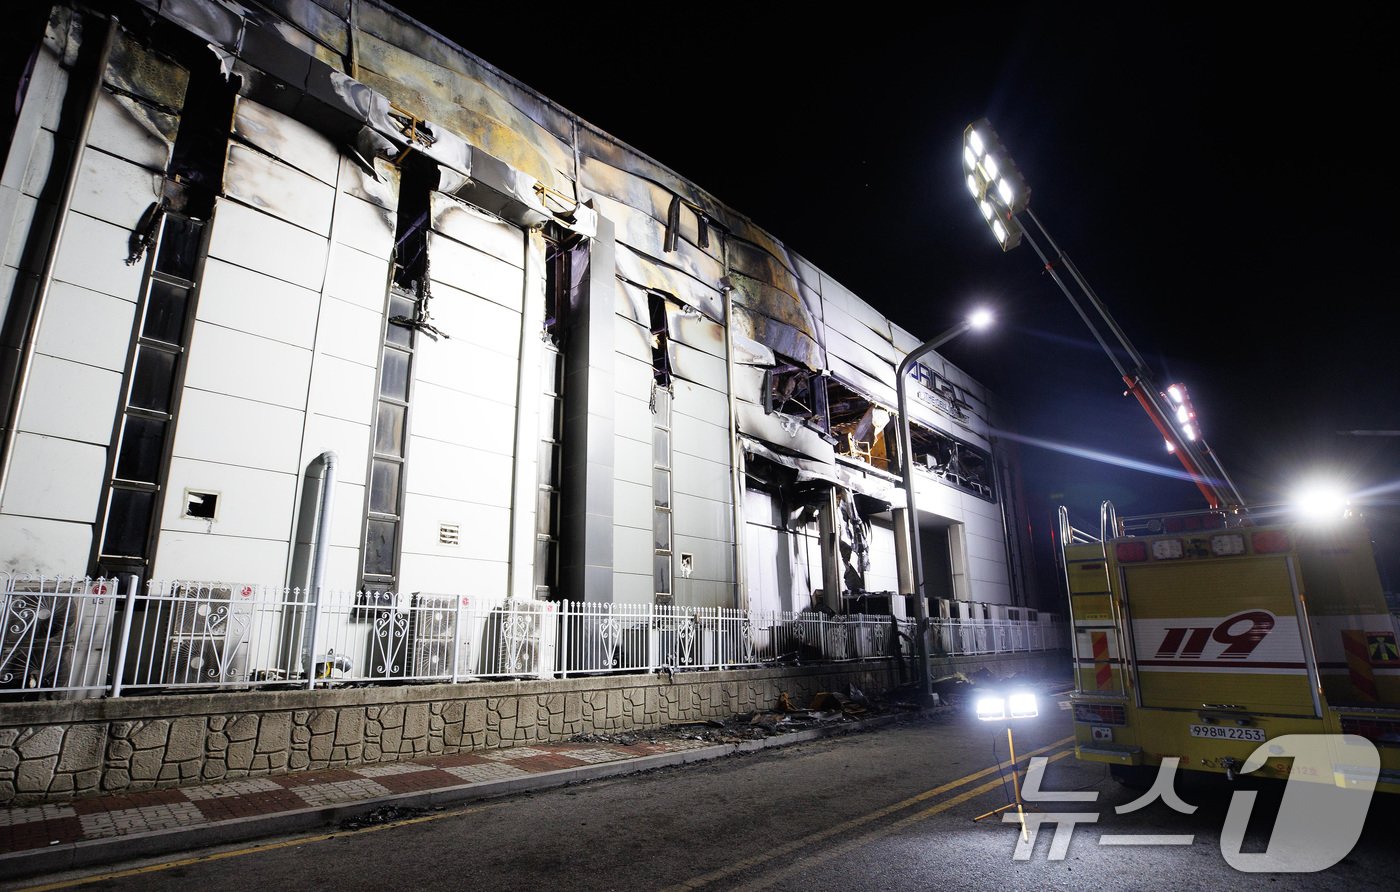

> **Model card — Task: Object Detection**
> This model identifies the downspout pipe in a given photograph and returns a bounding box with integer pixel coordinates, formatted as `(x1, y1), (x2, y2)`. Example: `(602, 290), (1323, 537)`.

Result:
(896, 320), (975, 705)
(305, 450), (337, 686)
(0, 15), (120, 507)
(723, 282), (747, 610)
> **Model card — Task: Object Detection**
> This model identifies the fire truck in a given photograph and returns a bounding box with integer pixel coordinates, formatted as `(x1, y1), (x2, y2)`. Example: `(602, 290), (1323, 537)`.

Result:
(1061, 500), (1400, 791)
(961, 119), (1400, 791)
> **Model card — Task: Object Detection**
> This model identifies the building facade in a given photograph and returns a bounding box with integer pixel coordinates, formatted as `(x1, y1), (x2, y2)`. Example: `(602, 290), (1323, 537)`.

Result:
(0, 0), (1037, 632)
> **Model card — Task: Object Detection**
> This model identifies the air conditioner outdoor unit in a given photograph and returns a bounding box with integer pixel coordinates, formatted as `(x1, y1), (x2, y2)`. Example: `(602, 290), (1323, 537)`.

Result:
(164, 635), (249, 686)
(1, 578), (117, 695)
(413, 594), (458, 641)
(411, 638), (471, 678)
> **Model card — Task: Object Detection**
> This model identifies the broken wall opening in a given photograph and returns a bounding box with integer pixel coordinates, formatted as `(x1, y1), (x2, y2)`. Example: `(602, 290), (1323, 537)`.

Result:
(827, 380), (896, 473)
(908, 423), (994, 500)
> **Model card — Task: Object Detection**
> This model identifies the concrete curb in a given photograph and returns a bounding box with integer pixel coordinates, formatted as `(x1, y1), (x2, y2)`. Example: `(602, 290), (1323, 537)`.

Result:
(1, 712), (903, 882)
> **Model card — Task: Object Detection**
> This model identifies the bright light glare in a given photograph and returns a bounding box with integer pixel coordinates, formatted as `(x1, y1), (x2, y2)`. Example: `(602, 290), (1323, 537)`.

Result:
(968, 128), (985, 156)
(1008, 692), (1038, 718)
(1182, 423), (1197, 441)
(997, 177), (1015, 206)
(983, 153), (1000, 179)
(1176, 406), (1190, 424)
(968, 308), (994, 330)
(979, 200), (994, 221)
(976, 695), (1006, 721)
(966, 174), (980, 198)
(963, 146), (977, 169)
(1293, 483), (1350, 522)
(1167, 385), (1185, 404)
(991, 219), (1008, 244)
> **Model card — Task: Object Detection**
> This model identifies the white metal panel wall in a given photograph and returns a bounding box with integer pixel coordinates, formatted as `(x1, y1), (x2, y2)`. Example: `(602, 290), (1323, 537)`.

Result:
(611, 349), (654, 606)
(154, 104), (341, 583)
(398, 196), (526, 599)
(865, 515), (899, 594)
(0, 82), (164, 572)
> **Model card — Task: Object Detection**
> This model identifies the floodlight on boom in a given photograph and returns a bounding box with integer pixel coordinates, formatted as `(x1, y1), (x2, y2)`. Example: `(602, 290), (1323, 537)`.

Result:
(962, 119), (1031, 252)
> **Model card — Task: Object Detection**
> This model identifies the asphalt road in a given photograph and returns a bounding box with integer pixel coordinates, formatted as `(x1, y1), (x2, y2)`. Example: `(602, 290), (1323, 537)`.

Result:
(13, 698), (1400, 891)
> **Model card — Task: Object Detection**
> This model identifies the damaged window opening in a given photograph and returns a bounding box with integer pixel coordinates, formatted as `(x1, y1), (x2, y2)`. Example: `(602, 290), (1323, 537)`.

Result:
(908, 424), (995, 501)
(763, 359), (829, 434)
(648, 292), (673, 390)
(542, 229), (579, 347)
(827, 380), (896, 473)
(155, 19), (238, 222)
(535, 230), (570, 598)
(361, 159), (436, 597)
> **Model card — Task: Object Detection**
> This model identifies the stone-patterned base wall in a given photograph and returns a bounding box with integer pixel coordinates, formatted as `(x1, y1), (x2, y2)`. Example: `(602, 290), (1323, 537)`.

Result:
(0, 661), (906, 806)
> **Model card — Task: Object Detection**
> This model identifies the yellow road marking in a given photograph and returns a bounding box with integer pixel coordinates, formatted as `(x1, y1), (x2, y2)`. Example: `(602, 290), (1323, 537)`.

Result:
(12, 802), (498, 891)
(731, 750), (1076, 892)
(663, 735), (1075, 891)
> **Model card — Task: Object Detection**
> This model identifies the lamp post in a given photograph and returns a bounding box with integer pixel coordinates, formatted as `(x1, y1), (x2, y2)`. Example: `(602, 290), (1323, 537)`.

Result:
(960, 118), (1246, 511)
(896, 310), (993, 703)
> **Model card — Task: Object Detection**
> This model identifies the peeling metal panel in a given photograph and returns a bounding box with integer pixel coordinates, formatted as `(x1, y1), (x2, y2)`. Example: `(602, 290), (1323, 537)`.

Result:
(614, 278), (647, 325)
(232, 96), (341, 184)
(733, 332), (774, 367)
(730, 364), (768, 407)
(726, 239), (802, 304)
(828, 353), (897, 412)
(740, 437), (840, 488)
(578, 156), (724, 261)
(105, 28), (189, 110)
(353, 0), (575, 143)
(726, 270), (820, 346)
(429, 191), (523, 268)
(729, 302), (822, 373)
(224, 142), (335, 235)
(735, 402), (835, 465)
(588, 193), (723, 284)
(615, 243), (723, 323)
(89, 92), (178, 172)
(827, 326), (896, 393)
(575, 127), (737, 233)
(161, 0), (245, 49)
(255, 0), (350, 56)
(336, 154), (397, 211)
(352, 30), (572, 191)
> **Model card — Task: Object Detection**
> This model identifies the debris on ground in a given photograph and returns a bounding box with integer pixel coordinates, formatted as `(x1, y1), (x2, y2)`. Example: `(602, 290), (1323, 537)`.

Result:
(560, 684), (937, 747)
(339, 804), (429, 830)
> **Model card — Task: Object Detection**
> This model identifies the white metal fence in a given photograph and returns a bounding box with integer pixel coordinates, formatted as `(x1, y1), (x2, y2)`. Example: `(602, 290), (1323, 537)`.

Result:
(1, 574), (1066, 699)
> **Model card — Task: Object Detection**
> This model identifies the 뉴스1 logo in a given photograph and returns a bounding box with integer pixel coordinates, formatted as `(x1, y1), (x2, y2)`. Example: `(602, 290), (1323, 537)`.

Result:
(1154, 610), (1274, 660)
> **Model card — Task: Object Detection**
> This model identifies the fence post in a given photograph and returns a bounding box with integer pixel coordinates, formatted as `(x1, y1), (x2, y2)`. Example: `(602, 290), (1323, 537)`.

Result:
(107, 575), (141, 698)
(306, 586), (323, 691)
(452, 595), (464, 684)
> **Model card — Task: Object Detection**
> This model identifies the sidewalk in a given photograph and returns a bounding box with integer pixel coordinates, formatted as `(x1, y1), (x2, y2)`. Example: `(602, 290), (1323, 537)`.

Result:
(0, 716), (899, 883)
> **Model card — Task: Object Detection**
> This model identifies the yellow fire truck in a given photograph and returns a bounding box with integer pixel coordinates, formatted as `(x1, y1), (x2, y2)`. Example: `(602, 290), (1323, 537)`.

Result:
(1061, 501), (1400, 791)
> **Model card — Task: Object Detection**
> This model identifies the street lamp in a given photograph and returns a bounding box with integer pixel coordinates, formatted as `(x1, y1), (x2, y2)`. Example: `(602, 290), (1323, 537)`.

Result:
(959, 118), (1247, 512)
(896, 310), (994, 704)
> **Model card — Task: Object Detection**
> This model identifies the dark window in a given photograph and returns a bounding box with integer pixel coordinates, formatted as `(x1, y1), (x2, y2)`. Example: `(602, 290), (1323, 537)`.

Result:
(374, 403), (406, 457)
(142, 280), (190, 344)
(369, 459), (401, 514)
(115, 416), (166, 482)
(104, 489), (155, 557)
(97, 215), (205, 573)
(364, 519), (398, 576)
(129, 348), (177, 412)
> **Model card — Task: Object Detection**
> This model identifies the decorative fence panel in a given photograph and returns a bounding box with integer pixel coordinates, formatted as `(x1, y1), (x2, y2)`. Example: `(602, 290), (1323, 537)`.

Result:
(1, 574), (1066, 699)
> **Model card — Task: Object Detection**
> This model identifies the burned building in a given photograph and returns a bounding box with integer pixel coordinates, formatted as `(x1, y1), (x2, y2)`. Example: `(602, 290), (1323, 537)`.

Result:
(0, 0), (1037, 629)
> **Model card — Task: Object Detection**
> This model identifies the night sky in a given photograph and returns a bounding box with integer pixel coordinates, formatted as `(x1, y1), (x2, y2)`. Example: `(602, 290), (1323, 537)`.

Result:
(387, 3), (1399, 593)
